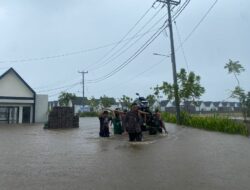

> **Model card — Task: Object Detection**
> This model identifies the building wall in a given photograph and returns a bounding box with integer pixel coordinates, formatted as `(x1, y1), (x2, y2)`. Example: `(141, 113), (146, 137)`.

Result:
(0, 71), (33, 97)
(35, 94), (48, 123)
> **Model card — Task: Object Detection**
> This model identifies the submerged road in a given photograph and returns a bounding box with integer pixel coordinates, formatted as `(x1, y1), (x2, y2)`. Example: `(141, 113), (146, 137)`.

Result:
(0, 117), (250, 190)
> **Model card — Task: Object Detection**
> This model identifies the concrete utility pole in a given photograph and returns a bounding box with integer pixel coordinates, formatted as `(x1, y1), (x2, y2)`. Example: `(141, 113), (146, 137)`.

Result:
(78, 71), (88, 106)
(157, 0), (181, 124)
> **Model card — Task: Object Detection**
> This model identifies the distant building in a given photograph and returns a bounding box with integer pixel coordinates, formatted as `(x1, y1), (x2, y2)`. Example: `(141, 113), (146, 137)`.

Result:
(71, 97), (90, 113)
(49, 97), (91, 114)
(162, 100), (241, 113)
(0, 68), (48, 124)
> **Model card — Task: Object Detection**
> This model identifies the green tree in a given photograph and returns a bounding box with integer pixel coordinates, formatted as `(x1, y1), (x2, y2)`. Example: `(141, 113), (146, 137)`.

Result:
(100, 95), (116, 108)
(58, 92), (76, 106)
(224, 60), (249, 120)
(153, 68), (205, 105)
(224, 59), (245, 86)
(146, 94), (156, 109)
(89, 96), (100, 111)
(230, 86), (249, 120)
(247, 93), (250, 117)
(119, 95), (133, 109)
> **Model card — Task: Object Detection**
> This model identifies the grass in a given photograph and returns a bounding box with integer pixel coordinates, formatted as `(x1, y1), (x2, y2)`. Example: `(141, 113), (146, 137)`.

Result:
(162, 112), (249, 136)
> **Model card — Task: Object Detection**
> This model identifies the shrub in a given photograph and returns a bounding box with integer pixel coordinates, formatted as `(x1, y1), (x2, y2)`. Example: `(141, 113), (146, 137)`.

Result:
(161, 112), (249, 136)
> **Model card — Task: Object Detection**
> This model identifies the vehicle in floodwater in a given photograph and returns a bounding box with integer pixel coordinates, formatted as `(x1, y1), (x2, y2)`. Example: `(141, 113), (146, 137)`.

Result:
(134, 93), (163, 135)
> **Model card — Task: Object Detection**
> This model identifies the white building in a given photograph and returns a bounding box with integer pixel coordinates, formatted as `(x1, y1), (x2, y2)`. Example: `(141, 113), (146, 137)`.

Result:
(0, 68), (48, 124)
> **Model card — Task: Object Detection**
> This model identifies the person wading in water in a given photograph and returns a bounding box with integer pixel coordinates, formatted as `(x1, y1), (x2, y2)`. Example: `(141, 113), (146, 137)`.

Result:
(99, 110), (112, 137)
(124, 103), (142, 142)
(111, 108), (124, 135)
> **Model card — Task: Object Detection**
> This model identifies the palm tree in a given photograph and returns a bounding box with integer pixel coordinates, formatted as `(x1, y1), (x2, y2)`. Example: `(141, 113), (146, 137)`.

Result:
(224, 59), (245, 86)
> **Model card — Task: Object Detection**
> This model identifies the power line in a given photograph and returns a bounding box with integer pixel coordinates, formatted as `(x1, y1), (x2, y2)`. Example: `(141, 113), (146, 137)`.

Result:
(176, 0), (219, 51)
(91, 58), (167, 94)
(88, 1), (186, 72)
(0, 44), (120, 64)
(86, 22), (168, 83)
(88, 9), (167, 72)
(48, 87), (79, 98)
(0, 32), (157, 64)
(85, 2), (157, 70)
(30, 1), (191, 94)
(0, 2), (157, 65)
(86, 3), (164, 71)
(36, 81), (81, 93)
(34, 77), (82, 90)
(172, 0), (190, 19)
(86, 1), (190, 83)
(174, 21), (189, 72)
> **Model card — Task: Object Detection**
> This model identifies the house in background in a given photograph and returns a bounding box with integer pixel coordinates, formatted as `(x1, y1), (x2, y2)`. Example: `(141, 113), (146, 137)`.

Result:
(48, 100), (59, 110)
(71, 97), (91, 113)
(159, 100), (169, 112)
(0, 68), (48, 124)
(199, 101), (217, 112)
(163, 100), (241, 113)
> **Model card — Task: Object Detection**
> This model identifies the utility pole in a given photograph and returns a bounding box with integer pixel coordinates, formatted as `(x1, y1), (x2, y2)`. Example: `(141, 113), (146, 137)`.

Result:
(157, 0), (181, 124)
(78, 71), (88, 106)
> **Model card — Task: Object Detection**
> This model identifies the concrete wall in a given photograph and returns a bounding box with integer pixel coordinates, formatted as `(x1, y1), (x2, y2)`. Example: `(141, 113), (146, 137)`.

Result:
(35, 94), (48, 123)
(0, 70), (33, 97)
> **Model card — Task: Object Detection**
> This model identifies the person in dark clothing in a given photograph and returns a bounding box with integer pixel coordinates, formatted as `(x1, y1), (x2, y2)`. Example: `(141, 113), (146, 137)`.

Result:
(148, 109), (168, 135)
(124, 103), (142, 141)
(99, 111), (112, 137)
(155, 111), (168, 134)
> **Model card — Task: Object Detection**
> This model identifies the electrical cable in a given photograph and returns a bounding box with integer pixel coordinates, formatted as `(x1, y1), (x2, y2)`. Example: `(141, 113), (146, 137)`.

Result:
(37, 81), (81, 93)
(86, 4), (164, 71)
(85, 1), (158, 70)
(88, 10), (167, 72)
(176, 0), (218, 51)
(86, 22), (168, 83)
(92, 57), (167, 94)
(86, 0), (190, 83)
(0, 2), (157, 65)
(174, 21), (190, 72)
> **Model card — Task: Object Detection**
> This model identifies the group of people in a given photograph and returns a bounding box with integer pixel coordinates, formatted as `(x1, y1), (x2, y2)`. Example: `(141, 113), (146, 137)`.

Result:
(99, 103), (167, 142)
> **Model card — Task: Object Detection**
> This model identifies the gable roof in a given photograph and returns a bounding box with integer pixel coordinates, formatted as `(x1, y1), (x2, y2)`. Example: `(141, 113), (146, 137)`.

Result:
(213, 102), (221, 107)
(160, 100), (169, 107)
(203, 101), (213, 107)
(0, 67), (36, 95)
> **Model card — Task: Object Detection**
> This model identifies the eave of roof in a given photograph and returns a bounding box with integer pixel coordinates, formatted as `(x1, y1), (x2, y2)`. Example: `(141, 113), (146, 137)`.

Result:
(0, 67), (36, 95)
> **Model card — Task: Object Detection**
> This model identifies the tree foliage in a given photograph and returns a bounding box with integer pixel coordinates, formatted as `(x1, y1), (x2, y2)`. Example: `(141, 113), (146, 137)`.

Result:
(146, 94), (156, 109)
(100, 95), (116, 108)
(58, 92), (76, 106)
(153, 68), (205, 104)
(224, 59), (245, 86)
(119, 95), (133, 109)
(224, 60), (250, 120)
(88, 96), (100, 111)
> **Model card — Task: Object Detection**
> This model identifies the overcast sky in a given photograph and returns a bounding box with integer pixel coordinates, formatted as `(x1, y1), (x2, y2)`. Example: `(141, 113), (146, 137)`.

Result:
(0, 0), (249, 102)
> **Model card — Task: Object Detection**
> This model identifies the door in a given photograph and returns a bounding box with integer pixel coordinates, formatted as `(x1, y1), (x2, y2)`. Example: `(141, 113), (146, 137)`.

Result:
(22, 107), (31, 123)
(0, 107), (8, 124)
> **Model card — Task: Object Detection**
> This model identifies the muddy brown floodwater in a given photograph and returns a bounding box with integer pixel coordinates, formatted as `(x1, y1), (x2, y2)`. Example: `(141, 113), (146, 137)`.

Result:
(0, 117), (250, 190)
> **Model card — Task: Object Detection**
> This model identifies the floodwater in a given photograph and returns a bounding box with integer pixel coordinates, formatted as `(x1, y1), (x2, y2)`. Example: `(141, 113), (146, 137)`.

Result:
(0, 117), (250, 190)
